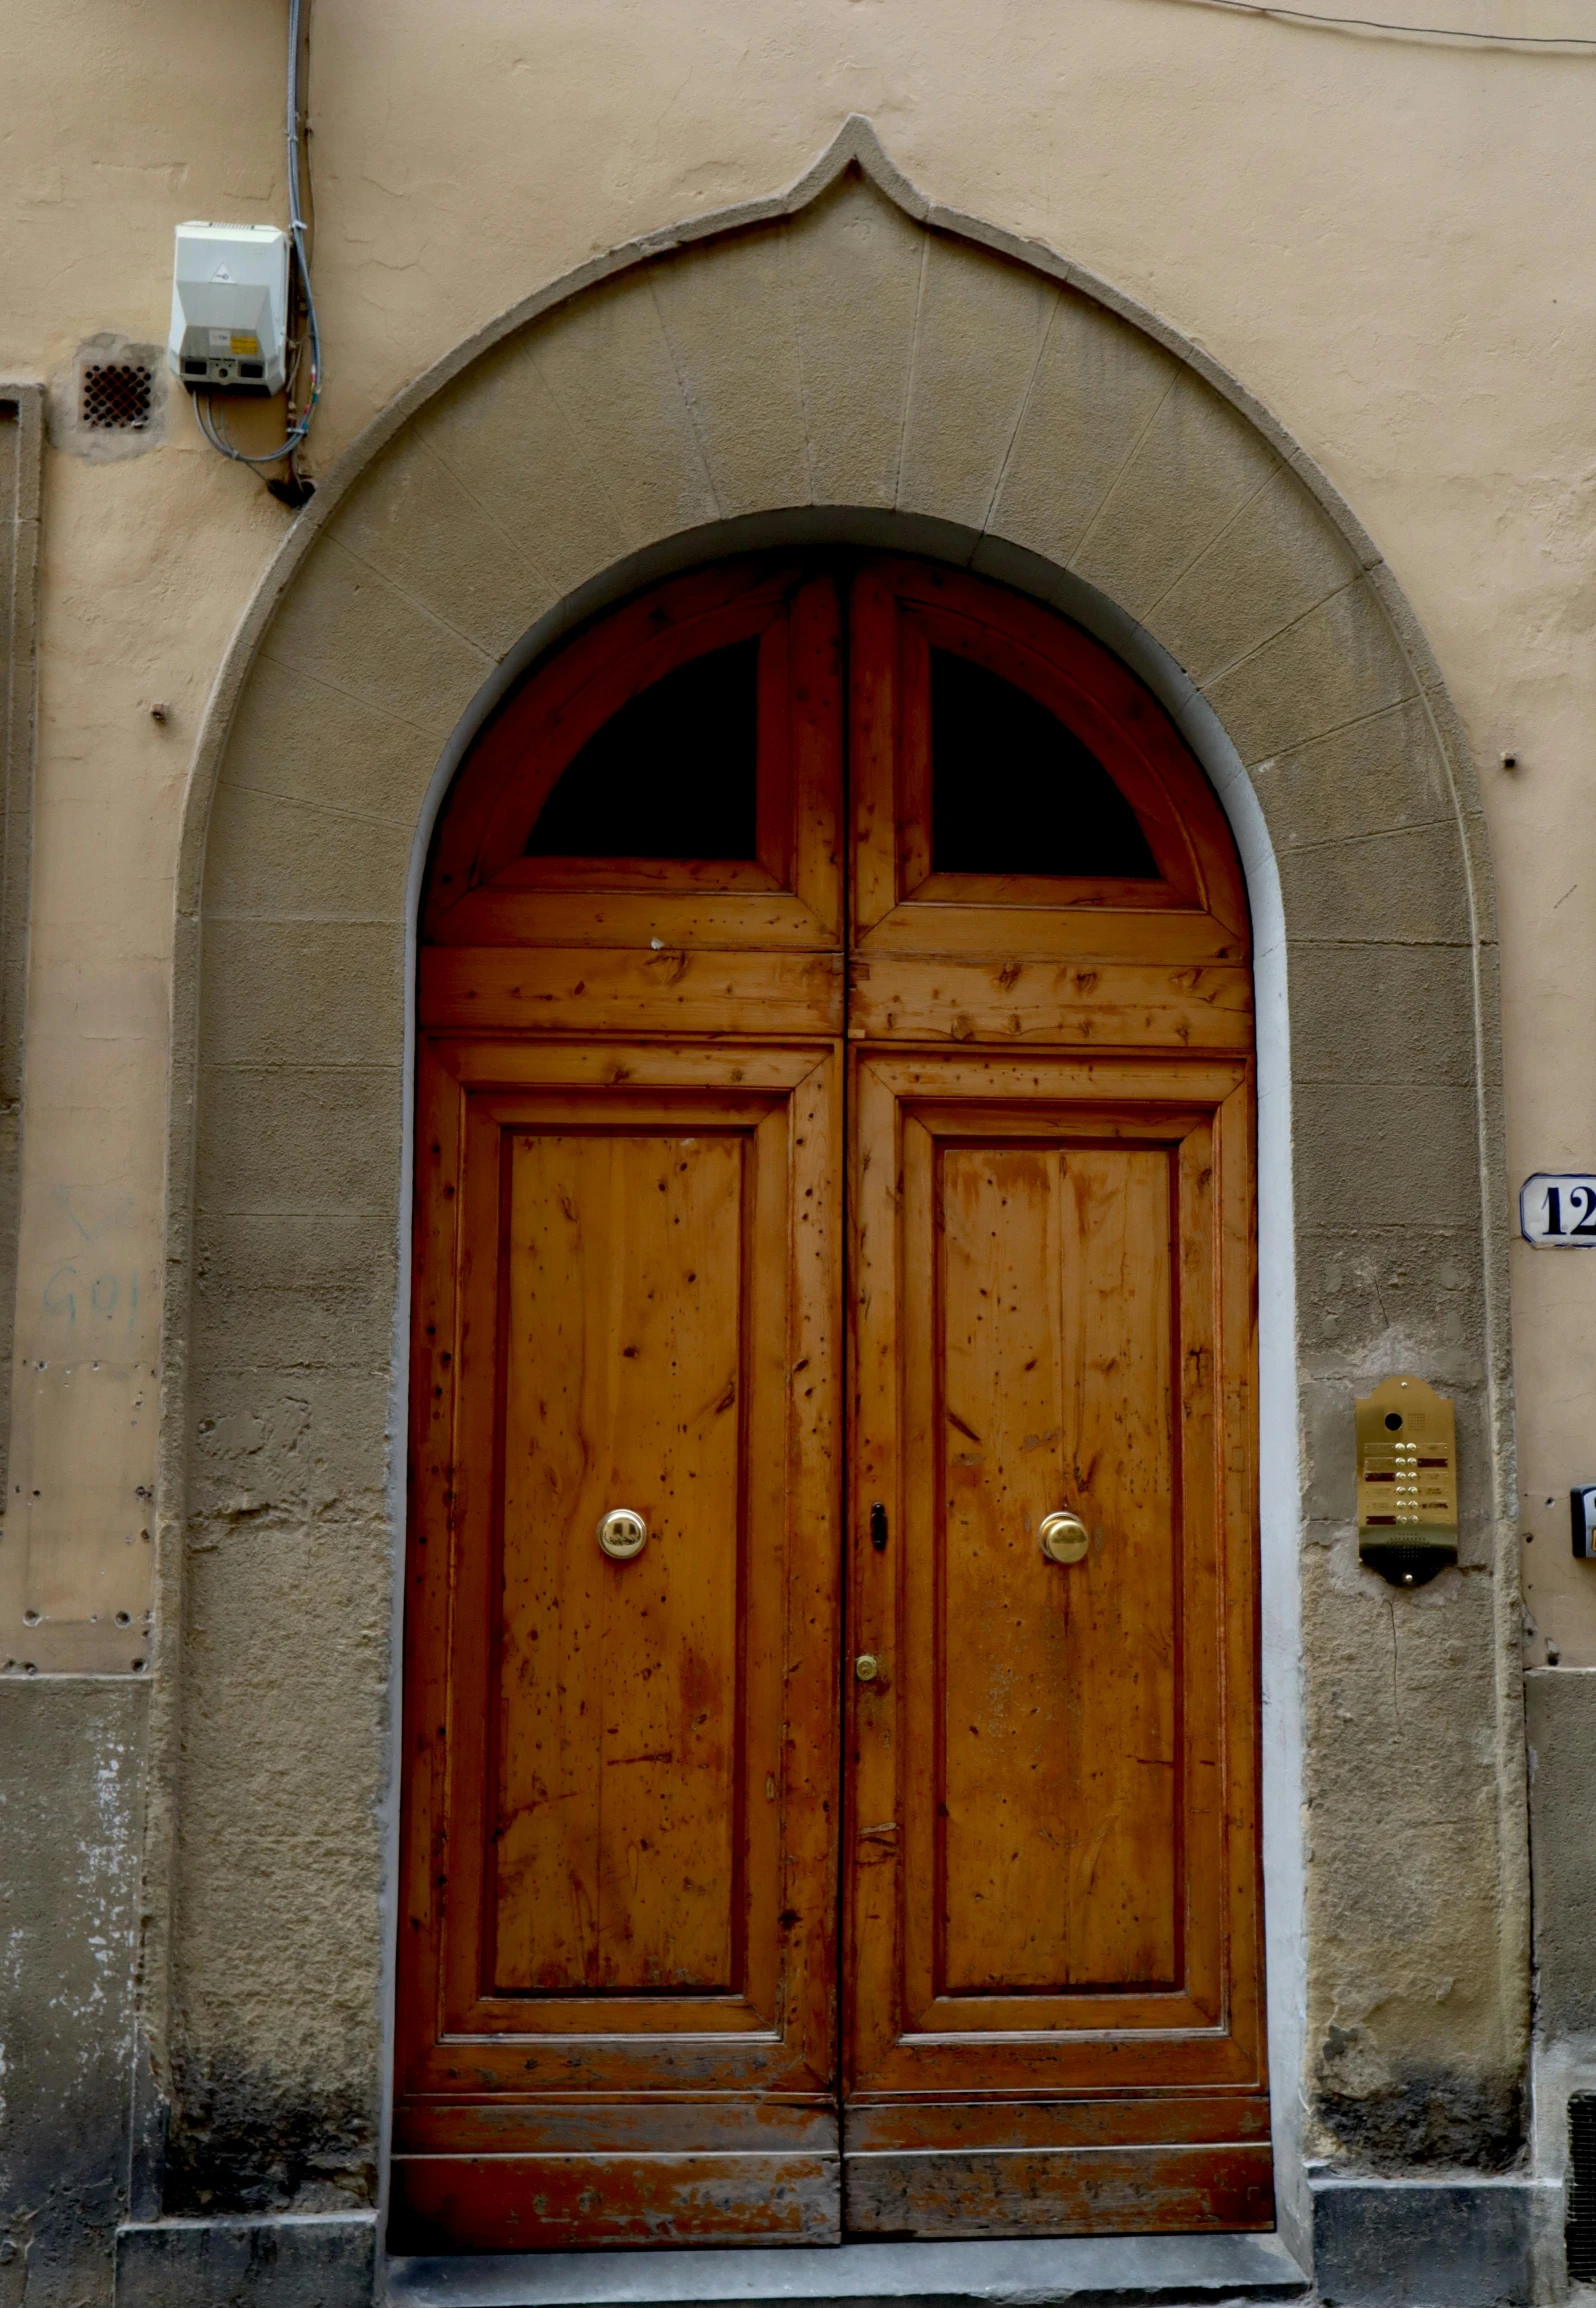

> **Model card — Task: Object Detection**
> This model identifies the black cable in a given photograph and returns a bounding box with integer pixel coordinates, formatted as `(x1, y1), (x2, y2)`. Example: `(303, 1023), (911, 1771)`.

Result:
(194, 0), (321, 484)
(1161, 0), (1596, 47)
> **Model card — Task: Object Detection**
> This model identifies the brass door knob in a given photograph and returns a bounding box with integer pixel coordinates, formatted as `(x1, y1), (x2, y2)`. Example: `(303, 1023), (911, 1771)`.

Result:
(597, 1508), (648, 1561)
(1038, 1511), (1090, 1565)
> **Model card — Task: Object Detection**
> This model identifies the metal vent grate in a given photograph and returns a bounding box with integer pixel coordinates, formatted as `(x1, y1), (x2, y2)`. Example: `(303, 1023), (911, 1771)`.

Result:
(80, 362), (153, 431)
(1568, 2092), (1596, 2282)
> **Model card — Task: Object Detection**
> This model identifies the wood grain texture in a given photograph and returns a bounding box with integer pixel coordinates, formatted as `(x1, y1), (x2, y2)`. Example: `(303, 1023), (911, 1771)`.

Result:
(845, 1053), (1263, 2129)
(398, 551), (1266, 2246)
(494, 1126), (748, 1995)
(842, 2146), (1274, 2238)
(935, 1137), (1177, 1995)
(390, 2154), (843, 2252)
(848, 560), (1250, 959)
(425, 561), (842, 952)
(396, 1045), (842, 2104)
(419, 945), (843, 1037)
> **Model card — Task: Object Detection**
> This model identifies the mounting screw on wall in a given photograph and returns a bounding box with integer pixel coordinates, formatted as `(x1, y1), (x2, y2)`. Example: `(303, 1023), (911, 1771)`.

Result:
(1500, 750), (1518, 770)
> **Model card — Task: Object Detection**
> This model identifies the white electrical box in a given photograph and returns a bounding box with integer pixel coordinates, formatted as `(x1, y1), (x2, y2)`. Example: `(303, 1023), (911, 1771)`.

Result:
(168, 222), (289, 394)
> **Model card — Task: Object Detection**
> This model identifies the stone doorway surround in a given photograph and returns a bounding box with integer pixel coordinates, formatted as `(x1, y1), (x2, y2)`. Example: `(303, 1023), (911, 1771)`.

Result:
(127, 119), (1530, 2308)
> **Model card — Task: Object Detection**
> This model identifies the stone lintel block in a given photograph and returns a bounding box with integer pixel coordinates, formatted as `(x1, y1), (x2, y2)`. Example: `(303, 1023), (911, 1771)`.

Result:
(194, 1206), (399, 1299)
(191, 1276), (398, 1379)
(200, 920), (404, 1069)
(529, 270), (719, 549)
(785, 175), (924, 509)
(1292, 1077), (1479, 1235)
(1148, 460), (1360, 690)
(1310, 2177), (1535, 2307)
(988, 289), (1177, 575)
(1070, 365), (1278, 624)
(897, 234), (1055, 532)
(261, 535), (491, 737)
(218, 658), (440, 832)
(1277, 820), (1473, 948)
(196, 1062), (402, 1217)
(187, 1369), (394, 1527)
(1288, 940), (1477, 1089)
(1203, 578), (1416, 771)
(1249, 695), (1452, 855)
(1293, 1236), (1487, 1407)
(651, 228), (812, 519)
(419, 336), (634, 601)
(328, 425), (558, 662)
(115, 2216), (376, 2308)
(176, 1538), (393, 2018)
(1526, 1667), (1596, 2039)
(204, 782), (414, 927)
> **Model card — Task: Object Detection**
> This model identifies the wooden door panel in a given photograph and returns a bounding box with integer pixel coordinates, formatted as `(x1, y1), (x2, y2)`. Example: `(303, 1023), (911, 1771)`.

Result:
(392, 2153), (843, 2254)
(840, 2094), (1273, 2153)
(394, 1039), (843, 2246)
(418, 944), (844, 1039)
(846, 952), (1254, 1049)
(425, 563), (842, 954)
(399, 551), (1268, 2250)
(493, 1125), (747, 1998)
(936, 1138), (1178, 1998)
(843, 2145), (1275, 2241)
(848, 562), (1250, 962)
(844, 1050), (1265, 2230)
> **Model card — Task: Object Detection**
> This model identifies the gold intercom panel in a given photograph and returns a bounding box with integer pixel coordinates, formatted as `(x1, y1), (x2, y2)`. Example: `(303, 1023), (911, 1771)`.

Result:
(1356, 1374), (1458, 1588)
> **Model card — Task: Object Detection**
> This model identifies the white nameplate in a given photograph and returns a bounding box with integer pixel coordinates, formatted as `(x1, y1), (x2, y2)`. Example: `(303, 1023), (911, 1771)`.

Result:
(1520, 1173), (1596, 1246)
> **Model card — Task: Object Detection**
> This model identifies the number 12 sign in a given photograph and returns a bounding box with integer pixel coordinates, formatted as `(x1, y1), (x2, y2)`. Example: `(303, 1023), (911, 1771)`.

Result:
(1521, 1174), (1596, 1246)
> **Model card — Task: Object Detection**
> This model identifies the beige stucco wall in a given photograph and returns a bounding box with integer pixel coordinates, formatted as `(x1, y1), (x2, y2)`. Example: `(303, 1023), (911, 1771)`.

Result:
(3, 0), (1595, 1672)
(2, 0), (1594, 2284)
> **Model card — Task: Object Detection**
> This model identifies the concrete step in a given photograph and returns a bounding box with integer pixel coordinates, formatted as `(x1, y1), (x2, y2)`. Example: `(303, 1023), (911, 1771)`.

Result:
(386, 2232), (1312, 2308)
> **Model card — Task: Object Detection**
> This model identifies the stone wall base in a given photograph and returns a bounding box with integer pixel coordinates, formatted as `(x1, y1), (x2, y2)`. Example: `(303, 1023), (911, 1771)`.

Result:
(1310, 2176), (1553, 2307)
(114, 2214), (377, 2307)
(112, 2189), (1557, 2307)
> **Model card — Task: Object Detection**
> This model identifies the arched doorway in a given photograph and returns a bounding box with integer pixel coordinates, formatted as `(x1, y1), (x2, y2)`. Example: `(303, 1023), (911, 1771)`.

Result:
(392, 553), (1264, 2252)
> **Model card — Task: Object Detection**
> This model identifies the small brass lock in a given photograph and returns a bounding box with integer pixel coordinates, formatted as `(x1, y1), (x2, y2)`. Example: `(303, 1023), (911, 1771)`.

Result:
(1038, 1510), (1090, 1565)
(597, 1508), (648, 1561)
(855, 1654), (881, 1684)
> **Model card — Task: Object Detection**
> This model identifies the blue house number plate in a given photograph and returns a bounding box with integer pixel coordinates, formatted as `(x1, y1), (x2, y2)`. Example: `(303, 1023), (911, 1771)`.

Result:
(1521, 1173), (1596, 1246)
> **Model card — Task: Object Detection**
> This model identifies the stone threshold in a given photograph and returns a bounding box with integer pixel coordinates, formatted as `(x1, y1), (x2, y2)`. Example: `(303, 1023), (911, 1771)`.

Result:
(385, 2232), (1311, 2307)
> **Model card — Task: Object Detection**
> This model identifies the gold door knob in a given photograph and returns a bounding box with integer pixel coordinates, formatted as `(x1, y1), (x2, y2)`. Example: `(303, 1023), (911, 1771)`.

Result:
(597, 1508), (648, 1561)
(855, 1654), (881, 1683)
(1038, 1511), (1090, 1565)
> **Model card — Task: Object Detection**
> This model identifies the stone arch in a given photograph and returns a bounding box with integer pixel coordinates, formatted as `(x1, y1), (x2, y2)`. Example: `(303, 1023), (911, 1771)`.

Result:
(153, 118), (1523, 2252)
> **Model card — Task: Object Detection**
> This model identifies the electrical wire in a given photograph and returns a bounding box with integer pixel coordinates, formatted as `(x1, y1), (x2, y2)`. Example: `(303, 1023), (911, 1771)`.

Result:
(193, 0), (321, 480)
(1159, 0), (1596, 46)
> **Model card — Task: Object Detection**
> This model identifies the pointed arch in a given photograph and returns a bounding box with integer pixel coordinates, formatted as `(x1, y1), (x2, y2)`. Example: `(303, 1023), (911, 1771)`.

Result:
(151, 116), (1523, 2277)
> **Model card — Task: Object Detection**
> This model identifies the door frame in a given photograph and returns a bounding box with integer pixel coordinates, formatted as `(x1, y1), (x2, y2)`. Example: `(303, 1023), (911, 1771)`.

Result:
(379, 520), (1307, 2256)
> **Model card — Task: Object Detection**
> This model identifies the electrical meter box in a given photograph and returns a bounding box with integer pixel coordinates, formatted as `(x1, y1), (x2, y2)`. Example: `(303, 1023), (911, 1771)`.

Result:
(168, 223), (289, 394)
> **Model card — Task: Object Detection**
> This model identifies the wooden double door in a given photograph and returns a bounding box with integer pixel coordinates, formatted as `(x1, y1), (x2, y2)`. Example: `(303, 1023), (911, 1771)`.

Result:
(394, 557), (1267, 2252)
